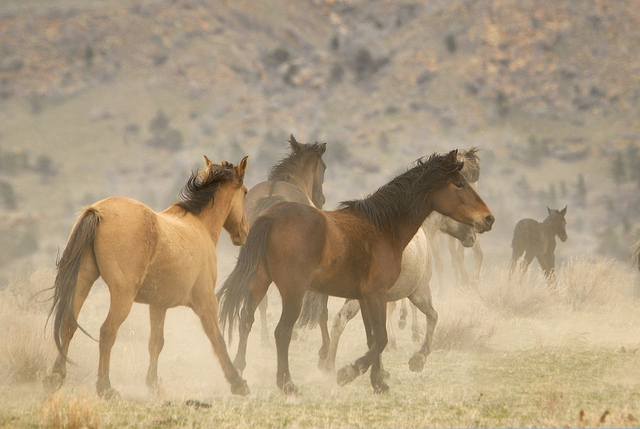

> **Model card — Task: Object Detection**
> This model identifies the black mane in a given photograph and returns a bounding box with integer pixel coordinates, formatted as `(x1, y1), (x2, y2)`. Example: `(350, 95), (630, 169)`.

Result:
(339, 152), (463, 233)
(176, 162), (237, 215)
(268, 136), (326, 182)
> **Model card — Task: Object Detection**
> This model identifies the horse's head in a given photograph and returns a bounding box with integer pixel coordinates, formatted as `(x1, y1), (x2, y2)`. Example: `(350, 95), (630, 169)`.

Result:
(217, 155), (250, 246)
(288, 135), (327, 209)
(439, 214), (476, 247)
(429, 150), (494, 233)
(547, 206), (568, 242)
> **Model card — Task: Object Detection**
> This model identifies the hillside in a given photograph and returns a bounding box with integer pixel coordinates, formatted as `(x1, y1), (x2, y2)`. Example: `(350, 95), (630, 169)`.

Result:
(1, 0), (640, 283)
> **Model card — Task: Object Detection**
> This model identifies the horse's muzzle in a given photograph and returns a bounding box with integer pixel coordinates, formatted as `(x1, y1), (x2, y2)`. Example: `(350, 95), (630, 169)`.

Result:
(475, 214), (495, 233)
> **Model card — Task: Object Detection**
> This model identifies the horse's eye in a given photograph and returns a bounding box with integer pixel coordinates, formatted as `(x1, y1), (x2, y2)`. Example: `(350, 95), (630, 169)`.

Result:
(455, 181), (464, 189)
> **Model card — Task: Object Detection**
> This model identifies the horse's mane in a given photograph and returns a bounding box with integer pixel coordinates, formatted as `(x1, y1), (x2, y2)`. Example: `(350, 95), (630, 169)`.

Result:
(339, 152), (463, 233)
(459, 147), (480, 183)
(268, 135), (326, 182)
(176, 162), (237, 215)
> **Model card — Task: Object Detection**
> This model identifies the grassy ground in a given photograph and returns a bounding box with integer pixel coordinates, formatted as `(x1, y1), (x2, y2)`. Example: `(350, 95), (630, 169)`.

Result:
(0, 260), (639, 428)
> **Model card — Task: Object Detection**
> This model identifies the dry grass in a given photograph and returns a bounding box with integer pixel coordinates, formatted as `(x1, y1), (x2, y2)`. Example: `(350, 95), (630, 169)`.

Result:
(432, 310), (496, 352)
(0, 268), (56, 383)
(556, 255), (635, 311)
(477, 267), (555, 318)
(39, 390), (101, 429)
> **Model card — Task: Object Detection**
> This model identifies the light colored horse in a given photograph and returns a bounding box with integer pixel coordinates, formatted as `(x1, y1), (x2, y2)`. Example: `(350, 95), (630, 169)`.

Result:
(43, 156), (251, 398)
(319, 211), (476, 373)
(244, 135), (327, 343)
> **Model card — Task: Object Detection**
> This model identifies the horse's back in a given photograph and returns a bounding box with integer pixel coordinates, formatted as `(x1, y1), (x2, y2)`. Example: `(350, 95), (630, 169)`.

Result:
(246, 181), (312, 223)
(512, 218), (545, 253)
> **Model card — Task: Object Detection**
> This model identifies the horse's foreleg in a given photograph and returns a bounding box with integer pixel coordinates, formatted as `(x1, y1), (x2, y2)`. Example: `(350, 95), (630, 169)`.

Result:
(539, 253), (557, 285)
(410, 301), (421, 343)
(337, 294), (388, 393)
(323, 299), (360, 372)
(258, 295), (269, 345)
(407, 290), (438, 372)
(96, 291), (135, 399)
(193, 296), (249, 396)
(431, 235), (445, 296)
(472, 240), (483, 284)
(146, 305), (167, 395)
(386, 301), (397, 349)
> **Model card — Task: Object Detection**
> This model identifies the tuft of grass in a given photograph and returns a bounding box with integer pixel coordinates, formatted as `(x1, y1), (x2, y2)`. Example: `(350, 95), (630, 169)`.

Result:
(0, 268), (56, 383)
(432, 310), (496, 352)
(556, 255), (634, 311)
(39, 390), (101, 429)
(477, 267), (554, 318)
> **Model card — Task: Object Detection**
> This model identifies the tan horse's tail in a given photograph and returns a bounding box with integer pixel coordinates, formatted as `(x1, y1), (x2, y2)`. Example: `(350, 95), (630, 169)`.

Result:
(48, 208), (101, 361)
(217, 214), (272, 342)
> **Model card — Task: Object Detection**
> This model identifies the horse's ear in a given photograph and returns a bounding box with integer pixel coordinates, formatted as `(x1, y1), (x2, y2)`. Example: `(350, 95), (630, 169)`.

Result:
(319, 142), (327, 155)
(204, 155), (214, 166)
(560, 205), (567, 216)
(288, 134), (301, 152)
(547, 206), (552, 214)
(236, 156), (249, 180)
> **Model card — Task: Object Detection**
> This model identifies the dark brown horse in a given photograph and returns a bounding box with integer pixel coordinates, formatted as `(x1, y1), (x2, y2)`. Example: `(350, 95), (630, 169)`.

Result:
(44, 156), (251, 398)
(509, 206), (568, 279)
(218, 150), (494, 394)
(245, 135), (327, 343)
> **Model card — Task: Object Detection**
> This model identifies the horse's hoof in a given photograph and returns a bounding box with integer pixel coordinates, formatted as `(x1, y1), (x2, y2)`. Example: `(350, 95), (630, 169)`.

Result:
(373, 382), (390, 394)
(98, 387), (121, 400)
(398, 319), (407, 330)
(408, 353), (426, 372)
(337, 365), (359, 387)
(282, 381), (298, 396)
(230, 379), (250, 396)
(317, 359), (334, 373)
(318, 346), (329, 361)
(43, 373), (64, 394)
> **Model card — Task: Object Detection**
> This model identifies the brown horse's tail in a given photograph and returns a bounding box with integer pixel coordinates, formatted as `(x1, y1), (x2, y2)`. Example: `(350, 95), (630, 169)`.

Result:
(47, 208), (100, 361)
(217, 214), (272, 342)
(296, 291), (326, 329)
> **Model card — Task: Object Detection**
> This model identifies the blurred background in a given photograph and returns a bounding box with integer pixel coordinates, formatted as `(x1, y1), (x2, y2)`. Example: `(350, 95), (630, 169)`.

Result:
(1, 0), (639, 285)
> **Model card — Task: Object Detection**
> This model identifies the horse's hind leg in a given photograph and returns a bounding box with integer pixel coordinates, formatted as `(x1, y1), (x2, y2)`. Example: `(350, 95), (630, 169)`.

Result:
(44, 253), (99, 394)
(234, 268), (271, 375)
(274, 284), (307, 395)
(410, 302), (421, 343)
(258, 296), (269, 345)
(317, 294), (330, 362)
(146, 305), (167, 395)
(407, 288), (438, 373)
(96, 290), (135, 399)
(191, 290), (249, 396)
(321, 299), (360, 372)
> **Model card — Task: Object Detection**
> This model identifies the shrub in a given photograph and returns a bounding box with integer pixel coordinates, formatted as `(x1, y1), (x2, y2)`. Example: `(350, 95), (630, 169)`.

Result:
(557, 256), (633, 311)
(39, 390), (101, 429)
(432, 310), (495, 352)
(478, 267), (553, 318)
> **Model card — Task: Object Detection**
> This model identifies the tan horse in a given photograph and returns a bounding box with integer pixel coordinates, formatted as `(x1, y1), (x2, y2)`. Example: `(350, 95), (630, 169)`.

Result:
(44, 156), (251, 399)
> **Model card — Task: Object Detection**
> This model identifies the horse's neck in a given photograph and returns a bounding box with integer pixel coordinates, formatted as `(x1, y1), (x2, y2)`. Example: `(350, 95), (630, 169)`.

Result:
(284, 167), (314, 200)
(540, 218), (558, 239)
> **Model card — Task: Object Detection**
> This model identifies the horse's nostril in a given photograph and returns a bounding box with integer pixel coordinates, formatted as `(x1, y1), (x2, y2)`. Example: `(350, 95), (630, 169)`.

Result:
(485, 214), (495, 226)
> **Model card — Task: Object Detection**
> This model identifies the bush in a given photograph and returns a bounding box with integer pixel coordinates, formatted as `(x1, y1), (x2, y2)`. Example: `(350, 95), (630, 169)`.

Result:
(478, 268), (553, 318)
(432, 310), (495, 351)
